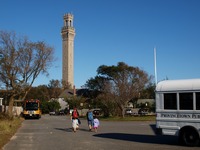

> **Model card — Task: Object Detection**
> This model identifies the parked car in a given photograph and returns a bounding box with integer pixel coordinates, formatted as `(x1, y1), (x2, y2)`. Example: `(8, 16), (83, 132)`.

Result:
(49, 111), (56, 115)
(58, 110), (65, 115)
(93, 109), (101, 116)
(125, 109), (132, 115)
(138, 108), (148, 115)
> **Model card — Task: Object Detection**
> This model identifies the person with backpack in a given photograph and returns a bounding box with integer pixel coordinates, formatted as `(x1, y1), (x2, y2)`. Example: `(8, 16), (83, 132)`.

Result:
(71, 108), (79, 132)
(86, 108), (94, 131)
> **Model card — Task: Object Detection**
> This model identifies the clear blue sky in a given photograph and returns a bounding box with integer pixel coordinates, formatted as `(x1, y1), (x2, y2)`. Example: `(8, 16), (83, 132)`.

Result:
(1, 0), (200, 88)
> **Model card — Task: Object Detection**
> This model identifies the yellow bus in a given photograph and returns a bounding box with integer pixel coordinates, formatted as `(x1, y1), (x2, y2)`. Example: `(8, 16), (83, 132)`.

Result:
(23, 99), (42, 119)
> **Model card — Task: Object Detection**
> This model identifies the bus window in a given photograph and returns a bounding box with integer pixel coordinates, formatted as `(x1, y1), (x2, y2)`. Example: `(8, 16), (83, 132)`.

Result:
(179, 93), (193, 110)
(195, 92), (200, 110)
(164, 93), (177, 110)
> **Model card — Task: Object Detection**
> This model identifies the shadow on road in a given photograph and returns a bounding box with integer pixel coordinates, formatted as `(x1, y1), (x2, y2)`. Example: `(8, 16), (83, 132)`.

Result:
(54, 128), (91, 132)
(54, 128), (73, 132)
(93, 133), (179, 146)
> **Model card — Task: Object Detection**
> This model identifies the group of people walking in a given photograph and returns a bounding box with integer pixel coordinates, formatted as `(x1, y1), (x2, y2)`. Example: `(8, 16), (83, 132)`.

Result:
(70, 108), (100, 133)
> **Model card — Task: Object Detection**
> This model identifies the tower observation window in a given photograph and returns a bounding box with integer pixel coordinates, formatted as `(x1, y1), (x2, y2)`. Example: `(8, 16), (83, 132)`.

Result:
(70, 20), (72, 26)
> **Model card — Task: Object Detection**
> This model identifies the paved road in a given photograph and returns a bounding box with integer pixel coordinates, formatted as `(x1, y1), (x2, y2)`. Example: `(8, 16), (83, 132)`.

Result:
(3, 115), (198, 150)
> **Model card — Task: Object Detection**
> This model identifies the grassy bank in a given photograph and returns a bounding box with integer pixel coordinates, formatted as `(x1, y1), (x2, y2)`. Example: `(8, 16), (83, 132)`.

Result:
(100, 115), (156, 121)
(0, 115), (23, 149)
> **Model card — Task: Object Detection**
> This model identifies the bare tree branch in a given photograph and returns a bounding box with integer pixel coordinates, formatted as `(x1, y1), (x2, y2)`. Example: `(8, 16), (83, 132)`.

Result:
(0, 30), (54, 116)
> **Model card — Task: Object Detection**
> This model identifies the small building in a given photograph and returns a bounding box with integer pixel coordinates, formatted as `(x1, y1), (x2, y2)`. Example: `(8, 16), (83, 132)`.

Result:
(137, 99), (155, 106)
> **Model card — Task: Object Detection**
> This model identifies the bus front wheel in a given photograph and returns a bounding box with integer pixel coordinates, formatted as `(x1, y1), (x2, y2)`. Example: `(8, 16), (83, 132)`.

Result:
(179, 127), (200, 147)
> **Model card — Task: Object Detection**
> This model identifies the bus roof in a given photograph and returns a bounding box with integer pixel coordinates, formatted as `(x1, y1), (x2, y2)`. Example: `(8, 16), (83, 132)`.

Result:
(156, 78), (200, 92)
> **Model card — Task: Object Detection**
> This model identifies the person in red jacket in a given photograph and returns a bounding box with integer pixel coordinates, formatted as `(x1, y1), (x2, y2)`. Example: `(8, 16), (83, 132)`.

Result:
(71, 108), (79, 132)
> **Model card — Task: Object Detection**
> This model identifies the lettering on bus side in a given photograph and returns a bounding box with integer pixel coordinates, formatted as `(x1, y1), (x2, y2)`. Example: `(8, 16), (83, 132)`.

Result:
(192, 114), (200, 118)
(161, 113), (200, 119)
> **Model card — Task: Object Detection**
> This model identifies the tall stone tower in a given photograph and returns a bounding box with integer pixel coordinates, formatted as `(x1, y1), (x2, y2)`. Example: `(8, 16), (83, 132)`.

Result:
(61, 13), (75, 88)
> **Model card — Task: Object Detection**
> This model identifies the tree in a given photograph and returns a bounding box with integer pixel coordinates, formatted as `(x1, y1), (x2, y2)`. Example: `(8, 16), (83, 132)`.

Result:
(0, 30), (54, 117)
(47, 100), (61, 112)
(26, 85), (50, 101)
(40, 100), (49, 114)
(140, 83), (156, 99)
(48, 79), (62, 99)
(86, 62), (152, 117)
(66, 96), (84, 110)
(61, 80), (72, 90)
(85, 76), (117, 117)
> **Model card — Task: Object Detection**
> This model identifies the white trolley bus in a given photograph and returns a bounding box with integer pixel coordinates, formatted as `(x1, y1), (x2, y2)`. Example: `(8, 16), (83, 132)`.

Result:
(156, 79), (200, 146)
